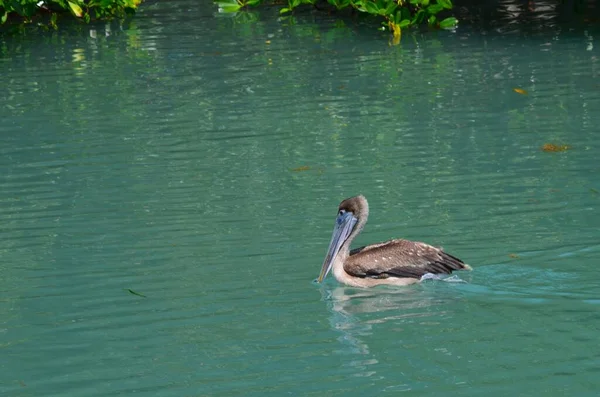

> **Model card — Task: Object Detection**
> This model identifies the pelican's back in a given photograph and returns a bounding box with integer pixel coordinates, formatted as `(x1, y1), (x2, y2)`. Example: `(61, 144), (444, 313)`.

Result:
(346, 239), (470, 279)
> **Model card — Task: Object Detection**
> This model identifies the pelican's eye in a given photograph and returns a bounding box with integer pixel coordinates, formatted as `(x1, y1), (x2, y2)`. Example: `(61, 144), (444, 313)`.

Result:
(338, 209), (346, 216)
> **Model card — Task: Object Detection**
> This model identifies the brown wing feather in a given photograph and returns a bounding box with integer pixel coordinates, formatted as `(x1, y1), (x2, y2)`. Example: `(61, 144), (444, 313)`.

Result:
(346, 239), (469, 279)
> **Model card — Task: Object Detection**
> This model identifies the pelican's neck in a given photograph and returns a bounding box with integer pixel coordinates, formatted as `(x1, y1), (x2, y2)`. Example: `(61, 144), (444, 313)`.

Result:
(332, 205), (369, 281)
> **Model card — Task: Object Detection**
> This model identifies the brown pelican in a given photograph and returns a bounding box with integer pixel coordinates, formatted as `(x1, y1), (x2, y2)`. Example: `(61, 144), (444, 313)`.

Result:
(317, 195), (472, 288)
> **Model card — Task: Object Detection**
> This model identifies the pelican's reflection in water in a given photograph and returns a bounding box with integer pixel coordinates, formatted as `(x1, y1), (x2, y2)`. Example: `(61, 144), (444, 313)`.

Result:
(320, 285), (456, 380)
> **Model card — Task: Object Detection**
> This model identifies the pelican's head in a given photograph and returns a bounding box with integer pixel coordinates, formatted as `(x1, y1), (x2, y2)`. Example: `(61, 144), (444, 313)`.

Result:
(317, 195), (369, 283)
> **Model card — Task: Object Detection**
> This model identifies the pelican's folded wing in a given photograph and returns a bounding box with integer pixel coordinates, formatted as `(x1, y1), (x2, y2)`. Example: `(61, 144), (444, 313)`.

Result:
(346, 239), (470, 279)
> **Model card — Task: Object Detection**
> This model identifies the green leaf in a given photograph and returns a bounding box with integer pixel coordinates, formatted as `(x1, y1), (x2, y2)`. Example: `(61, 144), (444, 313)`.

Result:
(384, 2), (397, 15)
(375, 0), (387, 10)
(411, 9), (425, 24)
(291, 0), (301, 8)
(68, 1), (83, 17)
(421, 0), (429, 6)
(437, 0), (452, 9)
(426, 4), (444, 15)
(215, 0), (239, 6)
(363, 1), (379, 14)
(216, 0), (241, 12)
(439, 16), (458, 28)
(280, 7), (290, 13)
(399, 18), (410, 28)
(1, 12), (7, 24)
(219, 4), (242, 12)
(353, 0), (367, 12)
(428, 15), (436, 25)
(122, 0), (142, 7)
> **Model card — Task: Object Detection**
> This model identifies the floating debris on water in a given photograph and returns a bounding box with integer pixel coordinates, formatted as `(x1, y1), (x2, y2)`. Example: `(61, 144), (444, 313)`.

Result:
(513, 88), (528, 95)
(126, 289), (147, 298)
(291, 166), (310, 172)
(542, 143), (570, 152)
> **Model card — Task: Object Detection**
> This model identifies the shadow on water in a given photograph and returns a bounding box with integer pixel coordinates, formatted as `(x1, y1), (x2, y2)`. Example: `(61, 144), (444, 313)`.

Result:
(455, 0), (600, 32)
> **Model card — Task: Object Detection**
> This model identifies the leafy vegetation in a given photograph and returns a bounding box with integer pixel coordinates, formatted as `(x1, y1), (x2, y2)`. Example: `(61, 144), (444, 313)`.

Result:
(1, 0), (455, 38)
(0, 0), (142, 26)
(215, 0), (458, 40)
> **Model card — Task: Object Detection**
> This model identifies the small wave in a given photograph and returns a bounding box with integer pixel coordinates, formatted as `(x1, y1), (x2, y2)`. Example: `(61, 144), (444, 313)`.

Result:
(420, 273), (467, 283)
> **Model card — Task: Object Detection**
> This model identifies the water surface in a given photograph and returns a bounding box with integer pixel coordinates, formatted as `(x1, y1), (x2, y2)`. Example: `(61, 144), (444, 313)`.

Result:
(1, 0), (600, 395)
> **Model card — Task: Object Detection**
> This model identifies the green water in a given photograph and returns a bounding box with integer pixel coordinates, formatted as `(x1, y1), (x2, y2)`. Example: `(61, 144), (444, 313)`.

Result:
(2, 1), (600, 395)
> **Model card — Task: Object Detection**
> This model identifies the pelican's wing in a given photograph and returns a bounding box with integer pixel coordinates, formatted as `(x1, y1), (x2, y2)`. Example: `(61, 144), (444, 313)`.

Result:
(346, 239), (470, 279)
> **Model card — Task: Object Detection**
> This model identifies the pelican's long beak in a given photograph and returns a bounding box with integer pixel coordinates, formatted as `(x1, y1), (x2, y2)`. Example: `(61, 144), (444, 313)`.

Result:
(317, 211), (357, 283)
